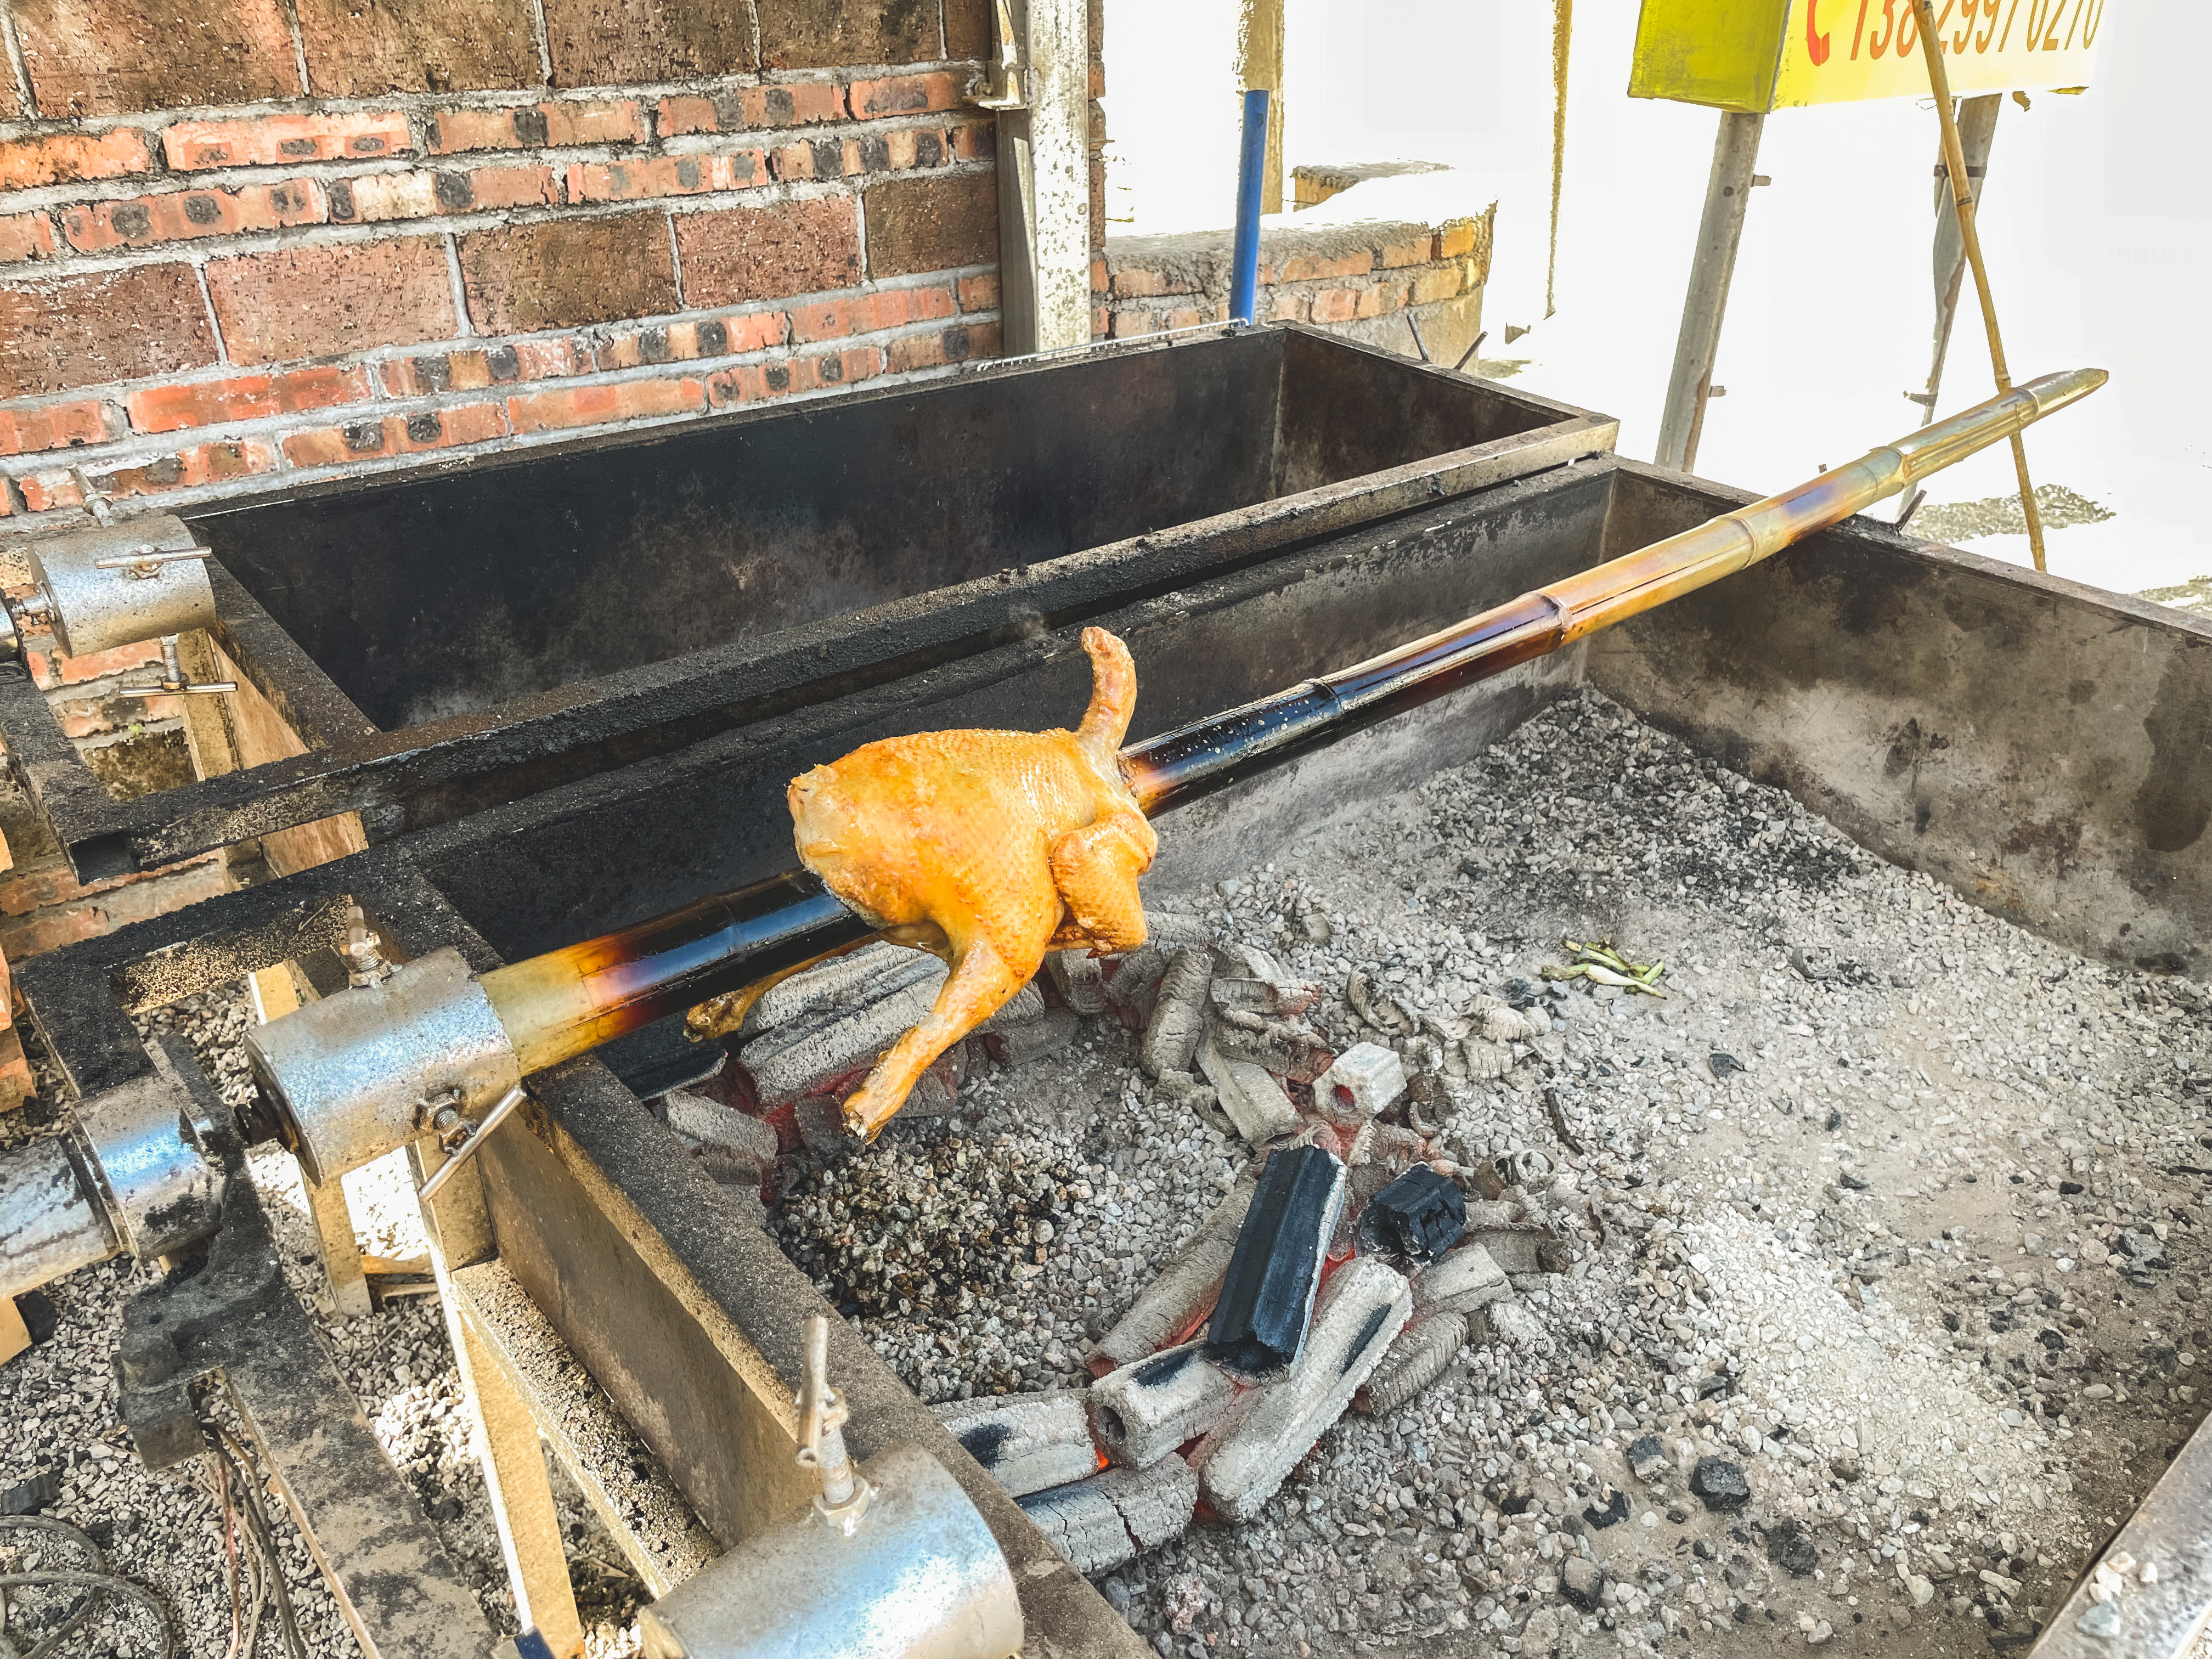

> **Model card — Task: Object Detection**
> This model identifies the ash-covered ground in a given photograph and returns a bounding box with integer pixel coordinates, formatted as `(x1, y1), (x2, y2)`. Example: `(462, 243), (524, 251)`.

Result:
(770, 688), (2210, 1658)
(0, 997), (650, 1658)
(2, 687), (2205, 1659)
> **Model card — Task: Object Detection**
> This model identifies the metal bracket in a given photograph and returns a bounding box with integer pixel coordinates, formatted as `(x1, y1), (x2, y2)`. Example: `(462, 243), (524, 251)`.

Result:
(119, 633), (237, 698)
(968, 0), (1029, 110)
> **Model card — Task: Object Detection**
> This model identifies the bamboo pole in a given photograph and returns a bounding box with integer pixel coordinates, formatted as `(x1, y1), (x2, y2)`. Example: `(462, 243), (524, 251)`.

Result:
(1912, 1), (2047, 571)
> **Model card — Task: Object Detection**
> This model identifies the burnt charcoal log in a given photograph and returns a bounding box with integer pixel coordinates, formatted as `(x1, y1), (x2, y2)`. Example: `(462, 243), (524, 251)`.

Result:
(1205, 1144), (1346, 1380)
(1354, 1165), (1466, 1264)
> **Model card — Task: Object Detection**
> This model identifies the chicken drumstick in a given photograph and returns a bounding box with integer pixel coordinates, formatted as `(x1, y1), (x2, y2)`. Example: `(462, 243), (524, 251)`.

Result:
(788, 626), (1157, 1141)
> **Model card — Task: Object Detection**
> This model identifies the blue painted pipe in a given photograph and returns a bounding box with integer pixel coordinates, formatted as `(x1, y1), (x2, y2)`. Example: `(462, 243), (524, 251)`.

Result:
(1231, 88), (1270, 325)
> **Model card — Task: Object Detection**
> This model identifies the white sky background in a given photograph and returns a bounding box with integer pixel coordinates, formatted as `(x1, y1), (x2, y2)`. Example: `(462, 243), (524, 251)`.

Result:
(1101, 0), (2212, 594)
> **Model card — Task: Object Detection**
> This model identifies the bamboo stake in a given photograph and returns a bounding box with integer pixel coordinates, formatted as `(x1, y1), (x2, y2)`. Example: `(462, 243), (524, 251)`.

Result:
(1912, 0), (2047, 572)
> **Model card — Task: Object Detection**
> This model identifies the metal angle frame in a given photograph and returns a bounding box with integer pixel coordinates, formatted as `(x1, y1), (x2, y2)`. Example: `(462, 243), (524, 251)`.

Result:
(2025, 1410), (2212, 1659)
(1, 326), (1613, 885)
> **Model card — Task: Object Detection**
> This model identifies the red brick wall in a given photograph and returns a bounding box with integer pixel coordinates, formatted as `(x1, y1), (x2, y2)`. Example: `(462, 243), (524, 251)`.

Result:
(0, 0), (1011, 520)
(1096, 210), (1492, 342)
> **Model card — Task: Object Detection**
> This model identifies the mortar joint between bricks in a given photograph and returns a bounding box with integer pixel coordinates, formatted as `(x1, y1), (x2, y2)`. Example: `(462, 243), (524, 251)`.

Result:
(0, 150), (752, 218)
(0, 198), (784, 274)
(274, 0), (313, 113)
(660, 114), (989, 157)
(0, 155), (565, 215)
(0, 70), (985, 148)
(0, 14), (32, 121)
(525, 0), (556, 88)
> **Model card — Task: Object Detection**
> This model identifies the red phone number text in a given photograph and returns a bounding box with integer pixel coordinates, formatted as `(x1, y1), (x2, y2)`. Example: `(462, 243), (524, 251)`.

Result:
(1803, 0), (2104, 67)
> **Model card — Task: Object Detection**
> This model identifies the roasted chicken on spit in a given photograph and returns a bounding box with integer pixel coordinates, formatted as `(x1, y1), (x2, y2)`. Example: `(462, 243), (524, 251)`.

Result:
(789, 626), (1157, 1139)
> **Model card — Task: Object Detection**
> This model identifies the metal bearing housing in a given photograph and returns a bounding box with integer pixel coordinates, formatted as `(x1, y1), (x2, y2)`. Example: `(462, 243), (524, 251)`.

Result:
(25, 514), (218, 659)
(244, 947), (523, 1187)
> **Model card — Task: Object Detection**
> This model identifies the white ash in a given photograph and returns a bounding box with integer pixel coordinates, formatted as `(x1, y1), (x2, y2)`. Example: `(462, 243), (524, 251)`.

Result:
(770, 687), (2209, 1658)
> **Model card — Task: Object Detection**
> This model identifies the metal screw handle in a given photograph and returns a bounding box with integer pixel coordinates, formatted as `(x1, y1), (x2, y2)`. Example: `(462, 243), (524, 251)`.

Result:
(93, 545), (215, 577)
(415, 1083), (528, 1205)
(120, 633), (238, 698)
(795, 1313), (873, 1532)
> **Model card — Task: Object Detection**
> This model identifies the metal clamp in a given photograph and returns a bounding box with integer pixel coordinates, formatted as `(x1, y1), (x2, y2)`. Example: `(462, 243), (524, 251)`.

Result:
(415, 1082), (527, 1205)
(93, 544), (215, 578)
(120, 634), (237, 698)
(341, 907), (396, 988)
(968, 0), (1028, 109)
(795, 1313), (874, 1534)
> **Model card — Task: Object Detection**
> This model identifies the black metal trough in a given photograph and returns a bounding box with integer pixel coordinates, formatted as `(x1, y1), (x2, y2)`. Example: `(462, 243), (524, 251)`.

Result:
(0, 325), (1612, 882)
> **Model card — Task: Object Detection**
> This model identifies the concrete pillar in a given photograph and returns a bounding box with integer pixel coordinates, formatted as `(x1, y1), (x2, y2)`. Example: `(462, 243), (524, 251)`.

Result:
(994, 0), (1096, 353)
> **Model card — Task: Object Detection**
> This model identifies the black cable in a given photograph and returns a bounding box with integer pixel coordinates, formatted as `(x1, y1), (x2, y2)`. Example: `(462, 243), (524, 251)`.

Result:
(0, 1512), (174, 1659)
(0, 1514), (95, 1659)
(207, 1427), (308, 1659)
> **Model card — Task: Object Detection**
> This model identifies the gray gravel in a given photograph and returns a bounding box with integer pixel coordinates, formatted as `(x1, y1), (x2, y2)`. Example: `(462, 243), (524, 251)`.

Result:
(4, 685), (2207, 1659)
(772, 686), (2208, 1658)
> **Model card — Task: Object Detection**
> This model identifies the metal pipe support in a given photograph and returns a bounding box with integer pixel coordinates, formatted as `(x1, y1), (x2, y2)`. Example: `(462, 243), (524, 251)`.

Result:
(244, 947), (522, 1187)
(1, 1045), (227, 1300)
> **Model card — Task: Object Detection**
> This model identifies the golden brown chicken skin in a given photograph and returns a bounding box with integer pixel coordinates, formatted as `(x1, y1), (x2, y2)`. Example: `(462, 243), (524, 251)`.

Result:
(789, 627), (1156, 1140)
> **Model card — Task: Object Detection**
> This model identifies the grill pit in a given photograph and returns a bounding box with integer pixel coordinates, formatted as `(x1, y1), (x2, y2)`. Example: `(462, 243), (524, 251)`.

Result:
(5, 433), (2207, 1657)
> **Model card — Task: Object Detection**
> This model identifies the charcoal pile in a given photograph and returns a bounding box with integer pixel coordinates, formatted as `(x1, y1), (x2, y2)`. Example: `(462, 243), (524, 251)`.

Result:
(741, 905), (1578, 1594)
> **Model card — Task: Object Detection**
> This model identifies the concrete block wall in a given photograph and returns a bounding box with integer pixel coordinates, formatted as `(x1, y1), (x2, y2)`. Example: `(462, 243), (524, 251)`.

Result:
(0, 0), (1017, 521)
(1095, 204), (1493, 353)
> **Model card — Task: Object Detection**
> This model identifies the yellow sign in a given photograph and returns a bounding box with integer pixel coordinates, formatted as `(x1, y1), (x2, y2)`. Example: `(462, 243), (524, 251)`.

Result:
(1629, 0), (2104, 112)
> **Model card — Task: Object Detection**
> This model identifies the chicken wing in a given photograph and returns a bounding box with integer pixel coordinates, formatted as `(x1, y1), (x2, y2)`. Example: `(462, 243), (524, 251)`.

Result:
(788, 626), (1156, 1140)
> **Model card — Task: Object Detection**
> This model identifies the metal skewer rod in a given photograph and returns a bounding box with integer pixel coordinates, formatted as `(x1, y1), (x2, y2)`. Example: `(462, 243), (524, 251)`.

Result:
(467, 370), (2103, 1077)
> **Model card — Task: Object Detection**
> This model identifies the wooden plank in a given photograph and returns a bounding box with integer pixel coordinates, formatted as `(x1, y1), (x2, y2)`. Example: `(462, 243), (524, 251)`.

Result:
(0, 1294), (29, 1367)
(203, 637), (371, 884)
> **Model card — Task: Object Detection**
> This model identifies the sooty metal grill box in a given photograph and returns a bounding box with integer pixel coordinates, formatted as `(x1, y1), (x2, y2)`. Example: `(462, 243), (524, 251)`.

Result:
(0, 325), (1612, 884)
(22, 442), (2211, 1657)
